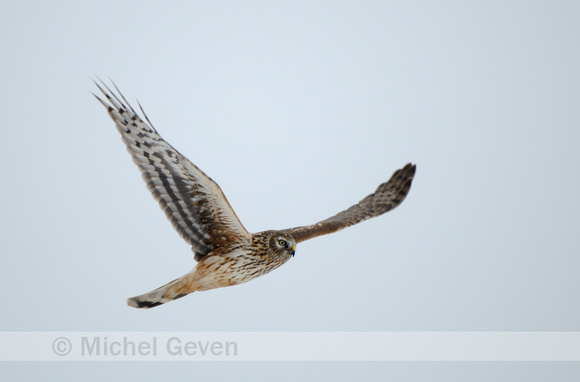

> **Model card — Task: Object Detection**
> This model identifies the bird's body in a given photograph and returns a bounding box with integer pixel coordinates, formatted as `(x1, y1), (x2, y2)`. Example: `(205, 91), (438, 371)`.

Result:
(94, 82), (416, 309)
(127, 233), (293, 308)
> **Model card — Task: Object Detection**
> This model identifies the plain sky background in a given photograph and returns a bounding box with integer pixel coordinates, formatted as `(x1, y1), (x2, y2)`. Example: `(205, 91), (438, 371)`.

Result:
(1, 0), (579, 380)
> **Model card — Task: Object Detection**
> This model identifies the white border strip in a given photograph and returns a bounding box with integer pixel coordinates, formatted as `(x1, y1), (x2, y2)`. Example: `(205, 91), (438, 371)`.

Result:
(1, 332), (579, 361)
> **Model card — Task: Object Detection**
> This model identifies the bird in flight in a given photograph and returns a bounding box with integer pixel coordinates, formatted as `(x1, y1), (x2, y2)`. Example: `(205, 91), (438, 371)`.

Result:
(94, 81), (416, 309)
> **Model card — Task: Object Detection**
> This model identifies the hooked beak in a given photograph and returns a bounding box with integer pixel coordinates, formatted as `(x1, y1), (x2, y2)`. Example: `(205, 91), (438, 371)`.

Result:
(290, 245), (295, 257)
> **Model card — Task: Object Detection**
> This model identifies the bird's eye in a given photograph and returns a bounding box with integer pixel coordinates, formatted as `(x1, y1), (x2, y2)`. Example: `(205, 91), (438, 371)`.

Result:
(278, 239), (287, 247)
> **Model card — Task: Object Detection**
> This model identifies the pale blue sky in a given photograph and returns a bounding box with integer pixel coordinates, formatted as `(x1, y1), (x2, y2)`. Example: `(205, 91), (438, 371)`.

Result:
(1, 0), (579, 380)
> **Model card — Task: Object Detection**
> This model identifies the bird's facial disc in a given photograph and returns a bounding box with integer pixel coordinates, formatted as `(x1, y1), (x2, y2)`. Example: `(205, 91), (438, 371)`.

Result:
(276, 237), (296, 257)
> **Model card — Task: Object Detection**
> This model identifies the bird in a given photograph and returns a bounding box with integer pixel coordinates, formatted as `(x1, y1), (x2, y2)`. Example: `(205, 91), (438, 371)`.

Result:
(94, 81), (416, 309)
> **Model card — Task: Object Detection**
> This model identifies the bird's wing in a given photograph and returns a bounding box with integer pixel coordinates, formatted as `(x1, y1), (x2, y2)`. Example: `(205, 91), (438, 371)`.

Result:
(281, 163), (416, 243)
(94, 81), (250, 261)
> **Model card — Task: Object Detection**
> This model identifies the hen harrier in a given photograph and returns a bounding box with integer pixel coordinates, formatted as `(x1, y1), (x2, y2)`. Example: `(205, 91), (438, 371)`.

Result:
(94, 82), (416, 308)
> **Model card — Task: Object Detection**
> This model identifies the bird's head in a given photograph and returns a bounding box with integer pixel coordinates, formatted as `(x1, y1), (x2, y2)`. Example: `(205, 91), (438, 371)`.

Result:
(268, 232), (296, 259)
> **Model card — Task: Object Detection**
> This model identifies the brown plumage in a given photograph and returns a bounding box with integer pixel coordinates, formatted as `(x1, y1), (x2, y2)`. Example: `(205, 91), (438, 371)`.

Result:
(281, 163), (415, 243)
(94, 81), (416, 308)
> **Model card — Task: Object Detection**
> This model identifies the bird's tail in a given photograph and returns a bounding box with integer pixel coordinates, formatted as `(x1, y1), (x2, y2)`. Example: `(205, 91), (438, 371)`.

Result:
(127, 272), (197, 309)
